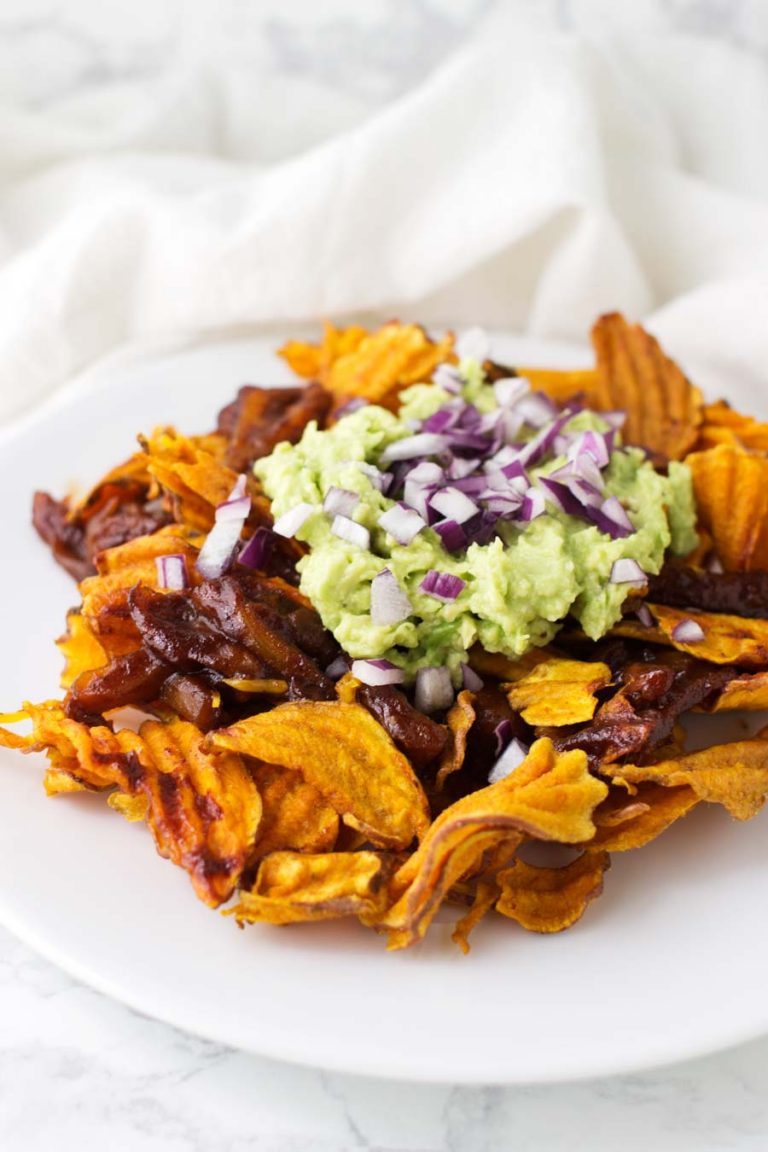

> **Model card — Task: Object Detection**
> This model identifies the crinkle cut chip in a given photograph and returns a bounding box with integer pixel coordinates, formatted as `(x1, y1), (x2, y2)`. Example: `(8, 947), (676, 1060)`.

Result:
(208, 700), (431, 850)
(686, 443), (768, 573)
(591, 313), (702, 462)
(376, 739), (607, 950)
(0, 705), (260, 906)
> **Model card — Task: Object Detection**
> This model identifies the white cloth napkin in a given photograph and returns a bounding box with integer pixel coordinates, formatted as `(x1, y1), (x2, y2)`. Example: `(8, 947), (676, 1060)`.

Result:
(1, 7), (767, 425)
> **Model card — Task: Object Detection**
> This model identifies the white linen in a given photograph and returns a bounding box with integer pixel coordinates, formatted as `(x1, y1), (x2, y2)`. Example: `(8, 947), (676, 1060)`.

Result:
(0, 6), (767, 423)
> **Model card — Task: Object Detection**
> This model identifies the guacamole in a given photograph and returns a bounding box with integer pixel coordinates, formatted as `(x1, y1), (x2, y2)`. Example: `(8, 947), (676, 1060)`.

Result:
(255, 361), (697, 679)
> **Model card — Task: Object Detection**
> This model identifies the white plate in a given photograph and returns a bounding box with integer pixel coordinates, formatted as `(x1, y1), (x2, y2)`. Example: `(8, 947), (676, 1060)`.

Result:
(1, 333), (767, 1086)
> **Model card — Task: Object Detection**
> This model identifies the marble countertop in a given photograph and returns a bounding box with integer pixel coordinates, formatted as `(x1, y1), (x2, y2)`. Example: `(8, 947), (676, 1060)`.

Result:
(3, 1), (768, 1148)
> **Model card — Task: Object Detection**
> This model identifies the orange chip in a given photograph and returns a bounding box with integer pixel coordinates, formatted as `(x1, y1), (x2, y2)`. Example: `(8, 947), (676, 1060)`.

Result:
(686, 443), (768, 572)
(639, 604), (768, 667)
(450, 877), (500, 955)
(503, 657), (611, 726)
(436, 690), (476, 791)
(279, 322), (369, 381)
(602, 733), (768, 821)
(514, 367), (600, 408)
(320, 322), (455, 407)
(376, 739), (608, 949)
(249, 761), (339, 859)
(231, 850), (394, 926)
(695, 400), (768, 453)
(494, 850), (610, 933)
(468, 644), (555, 682)
(591, 313), (702, 461)
(0, 705), (260, 906)
(208, 700), (430, 850)
(590, 784), (698, 851)
(57, 610), (107, 688)
(709, 671), (768, 712)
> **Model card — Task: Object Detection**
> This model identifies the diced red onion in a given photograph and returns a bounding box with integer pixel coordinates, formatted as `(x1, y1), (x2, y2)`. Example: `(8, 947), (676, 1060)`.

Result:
(229, 474), (248, 500)
(671, 618), (706, 644)
(610, 558), (647, 586)
(539, 477), (586, 519)
(216, 494), (252, 523)
(238, 527), (274, 570)
(434, 519), (467, 552)
(635, 604), (654, 628)
(566, 477), (604, 509)
(380, 433), (449, 464)
(351, 658), (406, 686)
(355, 462), (391, 492)
(514, 392), (558, 429)
(423, 407), (460, 434)
(456, 327), (489, 363)
(603, 410), (626, 429)
(414, 666), (454, 713)
(325, 655), (349, 680)
(461, 663), (484, 692)
(430, 486), (479, 525)
(567, 452), (606, 491)
(493, 718), (513, 755)
(600, 496), (634, 533)
(273, 501), (315, 539)
(585, 496), (634, 539)
(331, 515), (370, 549)
(706, 552), (724, 574)
(568, 431), (610, 469)
(488, 738), (529, 784)
(519, 488), (546, 521)
(447, 455), (480, 480)
(156, 553), (188, 591)
(433, 364), (463, 394)
(378, 503), (426, 545)
(371, 568), (413, 625)
(493, 377), (529, 407)
(420, 570), (466, 601)
(323, 486), (360, 518)
(518, 412), (573, 467)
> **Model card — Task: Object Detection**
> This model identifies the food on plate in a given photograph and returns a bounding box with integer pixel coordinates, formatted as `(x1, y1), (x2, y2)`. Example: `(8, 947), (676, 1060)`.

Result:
(3, 313), (768, 951)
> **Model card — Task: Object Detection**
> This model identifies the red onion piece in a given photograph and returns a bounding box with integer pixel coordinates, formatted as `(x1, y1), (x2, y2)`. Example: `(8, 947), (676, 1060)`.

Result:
(447, 455), (481, 480)
(420, 570), (466, 601)
(493, 718), (513, 755)
(355, 462), (391, 492)
(238, 527), (274, 570)
(423, 407), (460, 434)
(414, 666), (454, 713)
(515, 392), (558, 429)
(273, 501), (315, 539)
(671, 618), (706, 644)
(323, 486), (360, 518)
(197, 476), (252, 578)
(568, 430), (610, 469)
(371, 568), (412, 625)
(432, 364), (463, 393)
(430, 486), (479, 525)
(493, 377), (529, 407)
(538, 477), (586, 519)
(461, 663), (484, 692)
(156, 553), (189, 591)
(325, 655), (350, 680)
(380, 433), (449, 465)
(519, 488), (546, 521)
(585, 496), (634, 539)
(331, 515), (370, 550)
(706, 552), (724, 574)
(635, 604), (654, 628)
(216, 494), (252, 523)
(603, 410), (626, 429)
(434, 519), (467, 552)
(610, 558), (647, 586)
(351, 659), (406, 686)
(378, 503), (426, 545)
(488, 737), (529, 784)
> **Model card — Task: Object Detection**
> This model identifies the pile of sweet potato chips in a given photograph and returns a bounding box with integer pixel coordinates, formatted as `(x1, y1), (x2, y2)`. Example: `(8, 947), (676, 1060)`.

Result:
(4, 313), (768, 952)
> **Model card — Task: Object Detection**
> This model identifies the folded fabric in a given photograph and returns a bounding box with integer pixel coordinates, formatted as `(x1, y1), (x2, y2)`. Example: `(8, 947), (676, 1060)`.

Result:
(0, 7), (767, 424)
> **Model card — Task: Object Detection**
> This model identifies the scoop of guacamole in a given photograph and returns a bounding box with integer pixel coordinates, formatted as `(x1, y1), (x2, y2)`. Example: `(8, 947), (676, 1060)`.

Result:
(255, 363), (697, 679)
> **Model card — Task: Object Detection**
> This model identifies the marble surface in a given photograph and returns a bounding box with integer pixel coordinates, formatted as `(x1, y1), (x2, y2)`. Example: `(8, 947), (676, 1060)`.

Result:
(3, 1), (768, 1148)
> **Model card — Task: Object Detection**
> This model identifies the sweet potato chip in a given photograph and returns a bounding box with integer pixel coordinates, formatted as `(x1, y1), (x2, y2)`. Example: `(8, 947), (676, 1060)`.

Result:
(57, 610), (108, 688)
(591, 313), (702, 461)
(468, 644), (555, 682)
(602, 733), (768, 820)
(0, 705), (260, 905)
(279, 322), (368, 381)
(231, 850), (393, 926)
(320, 322), (455, 407)
(708, 671), (768, 712)
(504, 658), (611, 726)
(590, 784), (698, 851)
(436, 690), (476, 790)
(208, 700), (430, 850)
(686, 444), (768, 572)
(249, 760), (339, 859)
(514, 367), (599, 407)
(695, 401), (768, 453)
(451, 877), (499, 954)
(494, 851), (610, 933)
(376, 739), (608, 949)
(643, 604), (768, 667)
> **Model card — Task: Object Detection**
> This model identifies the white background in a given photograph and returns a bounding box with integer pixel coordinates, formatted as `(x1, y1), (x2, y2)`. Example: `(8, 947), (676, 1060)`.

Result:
(3, 2), (768, 1149)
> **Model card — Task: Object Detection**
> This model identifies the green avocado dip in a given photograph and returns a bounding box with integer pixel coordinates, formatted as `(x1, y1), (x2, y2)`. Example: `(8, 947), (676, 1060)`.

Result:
(255, 357), (697, 682)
